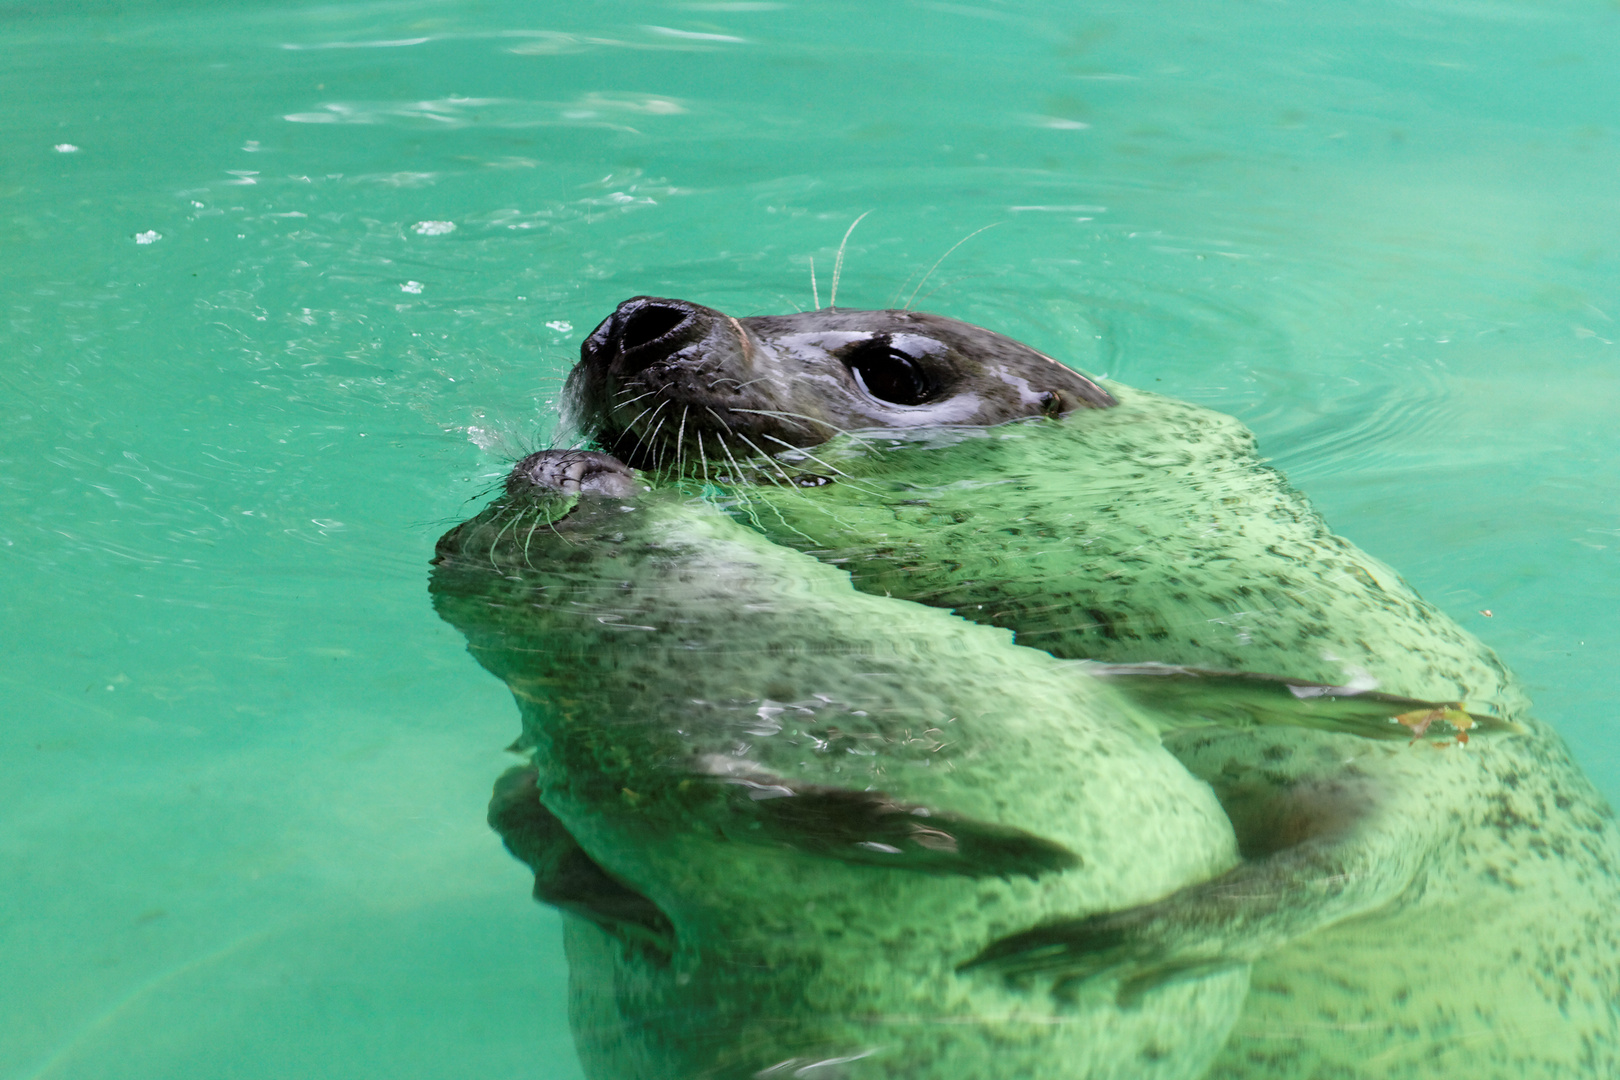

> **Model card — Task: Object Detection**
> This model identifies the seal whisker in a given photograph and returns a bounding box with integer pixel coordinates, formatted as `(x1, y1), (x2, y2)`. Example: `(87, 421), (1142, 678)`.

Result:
(632, 397), (673, 438)
(520, 512), (543, 569)
(723, 408), (826, 434)
(616, 395), (670, 436)
(644, 411), (672, 473)
(734, 431), (802, 489)
(727, 408), (886, 453)
(694, 428), (712, 485)
(486, 501), (524, 569)
(675, 405), (690, 478)
(616, 388), (660, 407)
(705, 406), (780, 488)
(643, 399), (675, 466)
(702, 403), (734, 433)
(754, 433), (885, 497)
(809, 254), (820, 310)
(829, 211), (871, 310)
(718, 440), (759, 488)
(912, 269), (996, 312)
(523, 502), (576, 564)
(757, 433), (857, 478)
(887, 264), (922, 311)
(471, 502), (510, 556)
(904, 223), (1001, 311)
(725, 315), (755, 366)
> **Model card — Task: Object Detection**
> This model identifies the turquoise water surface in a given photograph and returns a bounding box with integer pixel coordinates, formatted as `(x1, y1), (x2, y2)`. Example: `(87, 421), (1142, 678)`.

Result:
(4, 1), (1619, 1078)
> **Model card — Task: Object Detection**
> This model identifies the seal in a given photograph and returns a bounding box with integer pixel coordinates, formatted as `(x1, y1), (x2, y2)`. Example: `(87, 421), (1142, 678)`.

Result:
(564, 294), (1115, 473)
(548, 296), (1620, 1078)
(431, 453), (1253, 1080)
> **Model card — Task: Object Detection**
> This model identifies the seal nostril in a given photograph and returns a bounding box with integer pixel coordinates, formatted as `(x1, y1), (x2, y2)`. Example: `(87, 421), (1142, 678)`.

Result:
(618, 305), (688, 354)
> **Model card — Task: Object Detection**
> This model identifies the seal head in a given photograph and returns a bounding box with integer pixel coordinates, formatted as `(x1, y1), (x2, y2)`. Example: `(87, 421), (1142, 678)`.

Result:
(566, 296), (1115, 468)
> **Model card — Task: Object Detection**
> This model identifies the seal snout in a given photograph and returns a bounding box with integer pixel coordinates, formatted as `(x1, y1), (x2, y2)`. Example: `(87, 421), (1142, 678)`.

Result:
(589, 296), (717, 378)
(507, 449), (639, 498)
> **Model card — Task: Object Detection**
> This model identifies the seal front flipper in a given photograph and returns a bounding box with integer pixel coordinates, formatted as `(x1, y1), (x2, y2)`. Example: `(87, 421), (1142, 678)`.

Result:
(962, 712), (1447, 1003)
(961, 910), (1246, 1007)
(700, 756), (1079, 879)
(488, 764), (674, 957)
(1084, 662), (1521, 745)
(962, 819), (1421, 1002)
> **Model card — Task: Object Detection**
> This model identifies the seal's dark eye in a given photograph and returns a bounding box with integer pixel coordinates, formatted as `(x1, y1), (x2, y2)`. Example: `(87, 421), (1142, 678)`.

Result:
(844, 341), (936, 406)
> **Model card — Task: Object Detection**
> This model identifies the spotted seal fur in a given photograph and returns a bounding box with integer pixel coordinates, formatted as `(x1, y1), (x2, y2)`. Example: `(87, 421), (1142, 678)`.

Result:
(538, 296), (1620, 1079)
(432, 455), (1254, 1079)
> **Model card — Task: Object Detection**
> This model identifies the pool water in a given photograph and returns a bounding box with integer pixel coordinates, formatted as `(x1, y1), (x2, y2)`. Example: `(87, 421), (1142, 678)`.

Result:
(3, 1), (1618, 1078)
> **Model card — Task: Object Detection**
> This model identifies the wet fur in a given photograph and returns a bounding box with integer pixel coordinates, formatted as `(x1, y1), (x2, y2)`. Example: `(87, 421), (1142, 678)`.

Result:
(553, 300), (1620, 1078)
(432, 474), (1251, 1080)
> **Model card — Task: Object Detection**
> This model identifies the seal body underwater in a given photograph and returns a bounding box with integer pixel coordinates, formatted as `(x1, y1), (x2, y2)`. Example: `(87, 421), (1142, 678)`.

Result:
(432, 454), (1255, 1078)
(543, 295), (1620, 1079)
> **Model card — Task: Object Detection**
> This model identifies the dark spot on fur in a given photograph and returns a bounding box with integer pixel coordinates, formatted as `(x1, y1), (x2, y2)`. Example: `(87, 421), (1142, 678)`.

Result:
(1087, 608), (1120, 640)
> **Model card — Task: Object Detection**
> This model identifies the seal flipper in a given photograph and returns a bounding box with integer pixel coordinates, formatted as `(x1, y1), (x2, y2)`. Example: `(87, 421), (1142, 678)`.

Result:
(962, 824), (1415, 997)
(954, 666), (1516, 1000)
(1083, 662), (1520, 744)
(703, 757), (1080, 879)
(488, 765), (674, 956)
(961, 741), (1430, 1000)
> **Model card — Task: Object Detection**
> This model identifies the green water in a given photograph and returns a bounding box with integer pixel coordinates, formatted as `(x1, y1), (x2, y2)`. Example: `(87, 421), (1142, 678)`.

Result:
(3, 1), (1618, 1077)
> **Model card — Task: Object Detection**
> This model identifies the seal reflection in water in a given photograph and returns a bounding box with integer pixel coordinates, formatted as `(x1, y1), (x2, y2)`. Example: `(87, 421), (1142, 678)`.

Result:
(432, 297), (1620, 1079)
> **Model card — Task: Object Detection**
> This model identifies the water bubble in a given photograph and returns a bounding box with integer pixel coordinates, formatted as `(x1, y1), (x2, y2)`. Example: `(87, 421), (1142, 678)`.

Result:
(134, 230), (162, 245)
(546, 320), (573, 332)
(400, 281), (424, 294)
(54, 143), (79, 153)
(412, 220), (456, 236)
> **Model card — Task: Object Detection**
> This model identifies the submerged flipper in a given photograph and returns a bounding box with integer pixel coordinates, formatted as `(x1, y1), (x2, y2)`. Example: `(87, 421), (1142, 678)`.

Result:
(702, 757), (1080, 879)
(488, 766), (675, 956)
(1082, 662), (1520, 744)
(960, 907), (1252, 1008)
(960, 826), (1404, 1001)
(957, 665), (1488, 999)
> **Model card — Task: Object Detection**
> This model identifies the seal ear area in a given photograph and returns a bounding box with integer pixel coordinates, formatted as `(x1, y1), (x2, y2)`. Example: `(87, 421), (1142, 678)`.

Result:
(1039, 374), (1117, 413)
(701, 757), (1079, 879)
